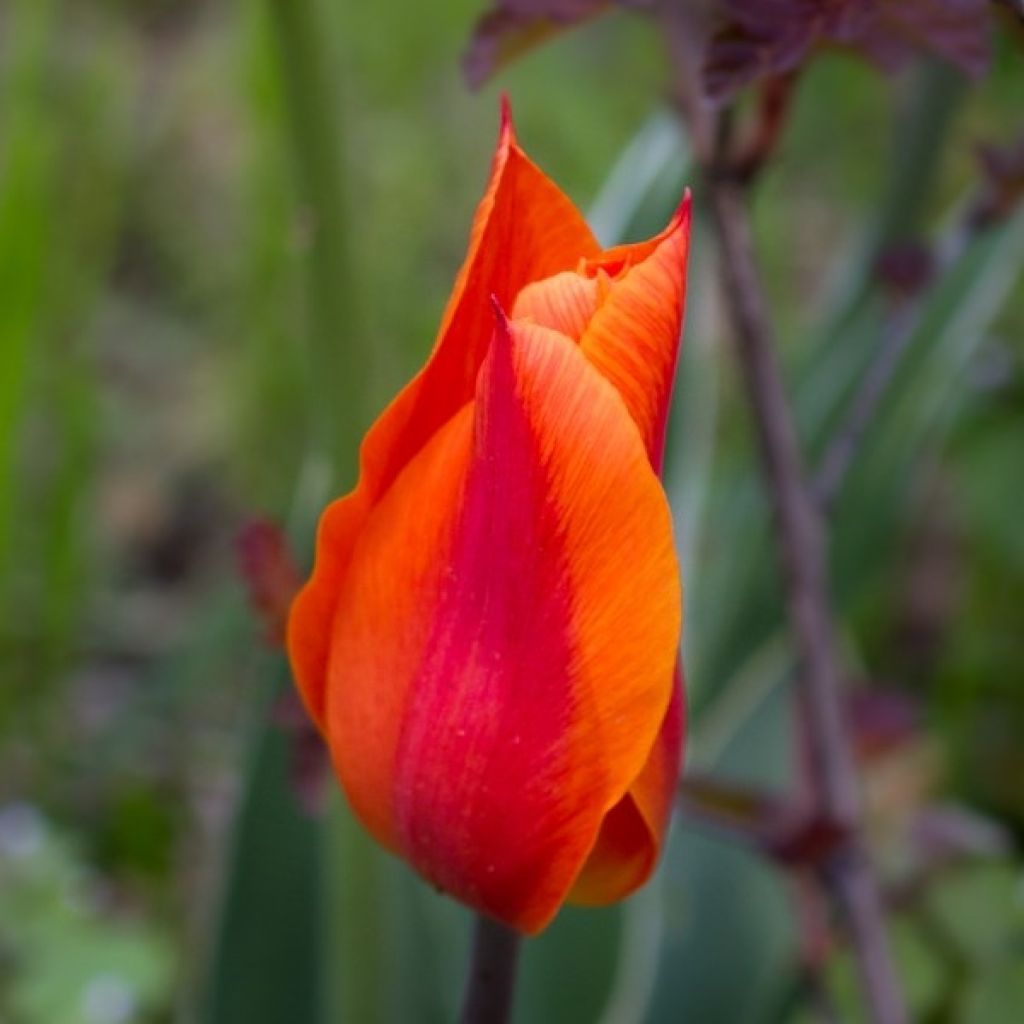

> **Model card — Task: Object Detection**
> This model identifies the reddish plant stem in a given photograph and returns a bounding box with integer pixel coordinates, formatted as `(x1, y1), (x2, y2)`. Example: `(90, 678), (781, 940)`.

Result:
(707, 177), (858, 823)
(703, 172), (908, 1024)
(460, 914), (521, 1024)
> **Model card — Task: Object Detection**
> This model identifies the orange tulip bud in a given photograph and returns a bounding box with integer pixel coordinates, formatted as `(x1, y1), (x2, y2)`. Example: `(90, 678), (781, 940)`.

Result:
(287, 101), (691, 933)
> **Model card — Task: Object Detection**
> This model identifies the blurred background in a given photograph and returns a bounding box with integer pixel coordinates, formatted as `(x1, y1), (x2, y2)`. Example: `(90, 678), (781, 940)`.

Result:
(1, 0), (1021, 1021)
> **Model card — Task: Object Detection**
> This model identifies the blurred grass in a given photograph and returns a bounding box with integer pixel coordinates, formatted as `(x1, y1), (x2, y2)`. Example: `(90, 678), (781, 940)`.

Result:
(0, 0), (60, 692)
(0, 1), (1022, 1022)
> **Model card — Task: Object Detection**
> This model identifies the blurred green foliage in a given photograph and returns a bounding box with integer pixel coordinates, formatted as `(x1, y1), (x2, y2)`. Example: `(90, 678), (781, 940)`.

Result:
(0, 803), (172, 1023)
(0, 0), (1021, 1021)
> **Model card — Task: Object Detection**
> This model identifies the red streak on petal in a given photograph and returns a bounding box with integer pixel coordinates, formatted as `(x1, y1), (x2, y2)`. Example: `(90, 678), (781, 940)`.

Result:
(393, 309), (579, 929)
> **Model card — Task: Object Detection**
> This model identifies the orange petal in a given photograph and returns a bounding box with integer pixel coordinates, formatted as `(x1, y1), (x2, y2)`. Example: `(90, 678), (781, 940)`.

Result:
(579, 196), (691, 471)
(318, 406), (475, 847)
(507, 197), (692, 472)
(511, 269), (602, 338)
(320, 314), (680, 933)
(287, 493), (368, 729)
(570, 670), (684, 905)
(363, 100), (600, 498)
(287, 106), (599, 728)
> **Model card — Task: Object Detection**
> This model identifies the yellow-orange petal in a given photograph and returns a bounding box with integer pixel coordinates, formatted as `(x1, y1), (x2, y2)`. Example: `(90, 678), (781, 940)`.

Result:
(506, 197), (691, 472)
(579, 197), (691, 471)
(320, 314), (680, 933)
(287, 107), (599, 728)
(511, 269), (602, 338)
(287, 492), (368, 729)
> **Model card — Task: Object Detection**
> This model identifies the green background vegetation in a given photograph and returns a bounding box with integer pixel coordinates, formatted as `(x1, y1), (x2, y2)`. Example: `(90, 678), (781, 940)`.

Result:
(1, 0), (1021, 1020)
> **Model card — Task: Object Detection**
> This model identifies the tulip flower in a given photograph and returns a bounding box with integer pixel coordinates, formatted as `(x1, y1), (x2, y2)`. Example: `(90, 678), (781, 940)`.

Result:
(287, 101), (690, 934)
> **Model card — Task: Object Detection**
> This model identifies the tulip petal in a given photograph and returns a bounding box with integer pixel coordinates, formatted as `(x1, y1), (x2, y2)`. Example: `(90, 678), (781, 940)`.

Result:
(364, 102), (600, 497)
(579, 196), (691, 471)
(570, 673), (684, 904)
(287, 494), (369, 729)
(318, 406), (476, 846)
(511, 269), (602, 338)
(288, 108), (599, 728)
(322, 314), (680, 933)
(506, 198), (691, 471)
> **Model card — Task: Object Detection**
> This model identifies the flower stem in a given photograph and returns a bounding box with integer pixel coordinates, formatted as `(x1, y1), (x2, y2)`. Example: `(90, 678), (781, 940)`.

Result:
(460, 915), (522, 1024)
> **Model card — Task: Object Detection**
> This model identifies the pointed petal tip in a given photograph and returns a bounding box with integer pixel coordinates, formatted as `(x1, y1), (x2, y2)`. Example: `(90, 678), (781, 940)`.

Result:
(498, 93), (516, 142)
(489, 292), (510, 327)
(671, 189), (693, 232)
(486, 295), (515, 374)
(485, 295), (514, 372)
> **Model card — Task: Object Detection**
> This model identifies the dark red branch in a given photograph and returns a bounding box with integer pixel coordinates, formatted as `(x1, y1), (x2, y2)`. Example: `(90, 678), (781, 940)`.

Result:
(678, 775), (850, 868)
(702, 169), (908, 1024)
(705, 176), (859, 822)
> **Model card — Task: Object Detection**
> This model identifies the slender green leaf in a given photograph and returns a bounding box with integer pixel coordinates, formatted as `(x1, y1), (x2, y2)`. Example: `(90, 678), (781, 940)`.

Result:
(202, 663), (325, 1024)
(0, 0), (58, 583)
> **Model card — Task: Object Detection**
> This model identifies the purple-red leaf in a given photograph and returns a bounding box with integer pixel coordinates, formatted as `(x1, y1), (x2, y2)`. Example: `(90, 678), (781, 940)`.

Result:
(853, 0), (991, 79)
(464, 0), (993, 98)
(463, 0), (611, 88)
(704, 0), (991, 100)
